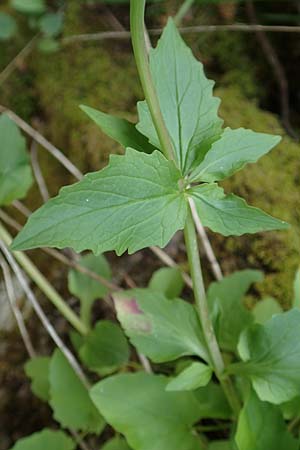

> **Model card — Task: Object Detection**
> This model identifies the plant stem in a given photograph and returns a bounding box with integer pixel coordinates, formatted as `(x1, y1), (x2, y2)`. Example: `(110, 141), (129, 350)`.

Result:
(174, 0), (195, 25)
(0, 222), (88, 335)
(130, 0), (241, 417)
(130, 0), (175, 161)
(184, 208), (241, 416)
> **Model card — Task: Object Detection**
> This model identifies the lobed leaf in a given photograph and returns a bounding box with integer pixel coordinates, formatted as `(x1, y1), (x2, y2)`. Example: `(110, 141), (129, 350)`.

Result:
(148, 267), (184, 299)
(0, 114), (33, 206)
(25, 356), (50, 402)
(68, 253), (112, 324)
(252, 297), (282, 324)
(189, 127), (281, 182)
(231, 309), (300, 404)
(166, 362), (212, 391)
(207, 270), (263, 351)
(12, 149), (187, 255)
(90, 372), (205, 450)
(9, 429), (75, 450)
(137, 19), (223, 173)
(113, 288), (209, 363)
(235, 390), (298, 450)
(193, 382), (232, 419)
(49, 349), (105, 433)
(189, 183), (288, 236)
(79, 320), (130, 375)
(81, 105), (155, 154)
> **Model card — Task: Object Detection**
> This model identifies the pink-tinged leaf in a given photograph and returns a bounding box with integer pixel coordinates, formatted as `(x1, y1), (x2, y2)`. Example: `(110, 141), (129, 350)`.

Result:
(114, 294), (152, 334)
(113, 288), (209, 364)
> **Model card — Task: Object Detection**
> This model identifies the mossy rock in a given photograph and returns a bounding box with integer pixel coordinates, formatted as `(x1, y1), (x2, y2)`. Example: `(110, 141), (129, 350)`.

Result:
(213, 86), (300, 306)
(31, 0), (141, 178)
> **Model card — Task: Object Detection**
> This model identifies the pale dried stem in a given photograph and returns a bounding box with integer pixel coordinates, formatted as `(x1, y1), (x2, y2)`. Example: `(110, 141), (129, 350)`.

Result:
(0, 255), (36, 358)
(0, 106), (83, 181)
(31, 141), (50, 202)
(62, 24), (300, 45)
(0, 241), (90, 389)
(0, 35), (39, 86)
(189, 198), (223, 281)
(69, 430), (93, 450)
(150, 246), (193, 288)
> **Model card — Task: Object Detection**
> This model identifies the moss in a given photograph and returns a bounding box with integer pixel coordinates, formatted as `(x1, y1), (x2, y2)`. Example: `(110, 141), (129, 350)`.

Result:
(213, 86), (300, 306)
(32, 5), (141, 177)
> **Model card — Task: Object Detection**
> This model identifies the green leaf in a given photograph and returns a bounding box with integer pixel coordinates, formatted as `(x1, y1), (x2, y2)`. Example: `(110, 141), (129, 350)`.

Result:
(69, 330), (84, 353)
(68, 253), (112, 325)
(190, 183), (288, 236)
(113, 288), (209, 363)
(90, 372), (205, 450)
(193, 382), (232, 419)
(137, 19), (223, 173)
(231, 310), (300, 404)
(293, 267), (300, 308)
(235, 390), (298, 450)
(166, 362), (212, 391)
(11, 0), (46, 14)
(9, 429), (76, 450)
(189, 127), (281, 182)
(37, 37), (60, 53)
(80, 105), (155, 154)
(24, 356), (50, 402)
(79, 320), (130, 375)
(68, 253), (111, 302)
(38, 13), (63, 37)
(252, 297), (282, 324)
(102, 437), (131, 450)
(207, 270), (263, 351)
(0, 114), (33, 206)
(0, 13), (17, 40)
(148, 267), (184, 299)
(12, 149), (187, 255)
(49, 349), (105, 433)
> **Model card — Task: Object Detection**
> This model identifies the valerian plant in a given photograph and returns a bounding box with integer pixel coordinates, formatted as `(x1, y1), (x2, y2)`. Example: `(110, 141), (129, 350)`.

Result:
(4, 0), (300, 448)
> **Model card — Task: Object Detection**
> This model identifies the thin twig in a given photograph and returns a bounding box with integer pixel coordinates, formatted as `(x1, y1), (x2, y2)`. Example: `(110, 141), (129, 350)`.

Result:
(62, 23), (300, 45)
(0, 209), (22, 232)
(0, 35), (39, 86)
(0, 222), (88, 335)
(0, 255), (36, 358)
(246, 1), (298, 139)
(174, 0), (195, 25)
(150, 245), (193, 288)
(31, 141), (50, 202)
(13, 200), (32, 217)
(137, 353), (153, 373)
(0, 241), (90, 389)
(69, 430), (92, 450)
(0, 106), (83, 180)
(189, 198), (223, 281)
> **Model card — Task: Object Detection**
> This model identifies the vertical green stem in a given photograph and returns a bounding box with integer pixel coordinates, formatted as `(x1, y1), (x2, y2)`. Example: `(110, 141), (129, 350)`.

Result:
(0, 222), (88, 336)
(130, 0), (175, 161)
(174, 0), (195, 25)
(184, 209), (241, 416)
(130, 0), (241, 416)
